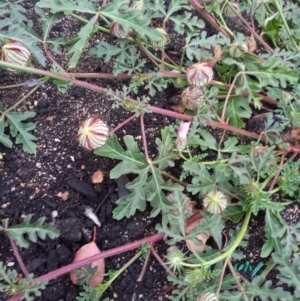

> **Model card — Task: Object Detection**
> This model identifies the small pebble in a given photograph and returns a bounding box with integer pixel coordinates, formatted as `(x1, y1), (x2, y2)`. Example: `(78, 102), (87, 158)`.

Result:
(7, 262), (14, 267)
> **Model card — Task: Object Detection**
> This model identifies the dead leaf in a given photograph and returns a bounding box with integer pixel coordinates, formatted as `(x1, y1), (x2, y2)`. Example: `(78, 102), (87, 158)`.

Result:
(57, 191), (69, 201)
(200, 45), (223, 64)
(246, 34), (257, 53)
(70, 241), (105, 287)
(185, 213), (210, 253)
(171, 103), (185, 113)
(212, 45), (223, 62)
(46, 116), (55, 121)
(91, 170), (104, 184)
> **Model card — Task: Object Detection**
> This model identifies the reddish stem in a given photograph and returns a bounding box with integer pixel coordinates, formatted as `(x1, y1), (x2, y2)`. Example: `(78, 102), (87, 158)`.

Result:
(150, 244), (175, 277)
(140, 114), (150, 161)
(187, 0), (233, 39)
(109, 114), (136, 135)
(8, 237), (29, 277)
(43, 44), (69, 77)
(269, 153), (286, 191)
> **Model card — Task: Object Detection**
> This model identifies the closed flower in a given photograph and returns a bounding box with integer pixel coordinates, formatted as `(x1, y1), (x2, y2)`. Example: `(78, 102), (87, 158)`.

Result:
(229, 42), (248, 58)
(151, 28), (170, 50)
(186, 63), (214, 87)
(181, 86), (204, 110)
(76, 117), (109, 150)
(0, 40), (31, 70)
(197, 292), (219, 301)
(110, 22), (132, 39)
(203, 189), (227, 214)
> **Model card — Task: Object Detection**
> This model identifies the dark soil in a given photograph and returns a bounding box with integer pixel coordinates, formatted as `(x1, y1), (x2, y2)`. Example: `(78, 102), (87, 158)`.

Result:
(1, 1), (299, 301)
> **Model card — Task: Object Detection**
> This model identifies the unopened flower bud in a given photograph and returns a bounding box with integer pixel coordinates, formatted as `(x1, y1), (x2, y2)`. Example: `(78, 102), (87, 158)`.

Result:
(0, 40), (31, 71)
(223, 2), (239, 18)
(229, 42), (248, 58)
(165, 246), (186, 272)
(76, 116), (109, 150)
(151, 28), (170, 50)
(131, 0), (145, 14)
(186, 63), (214, 87)
(203, 189), (227, 214)
(181, 86), (204, 110)
(197, 292), (219, 301)
(110, 22), (132, 39)
(176, 122), (190, 150)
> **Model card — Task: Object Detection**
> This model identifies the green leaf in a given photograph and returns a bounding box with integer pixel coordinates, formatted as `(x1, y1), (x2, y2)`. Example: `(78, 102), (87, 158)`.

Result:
(185, 163), (232, 195)
(223, 205), (245, 223)
(225, 96), (252, 128)
(6, 111), (38, 154)
(100, 3), (162, 41)
(113, 166), (150, 219)
(94, 134), (147, 171)
(273, 253), (300, 298)
(36, 0), (97, 14)
(0, 115), (12, 148)
(89, 41), (124, 62)
(67, 15), (98, 68)
(261, 210), (283, 257)
(192, 129), (218, 151)
(170, 12), (204, 34)
(222, 275), (295, 300)
(0, 215), (60, 248)
(96, 134), (181, 219)
(222, 137), (250, 153)
(185, 31), (229, 61)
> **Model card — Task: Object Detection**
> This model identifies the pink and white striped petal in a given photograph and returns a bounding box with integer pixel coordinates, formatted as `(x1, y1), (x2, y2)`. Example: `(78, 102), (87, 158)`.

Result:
(186, 62), (214, 87)
(76, 117), (109, 150)
(0, 40), (31, 70)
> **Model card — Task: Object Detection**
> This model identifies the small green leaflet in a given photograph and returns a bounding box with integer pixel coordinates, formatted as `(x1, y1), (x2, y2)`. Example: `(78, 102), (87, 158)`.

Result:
(185, 31), (229, 61)
(273, 253), (300, 298)
(95, 134), (182, 219)
(67, 15), (98, 68)
(36, 0), (97, 14)
(0, 115), (12, 148)
(225, 96), (252, 128)
(190, 129), (250, 158)
(221, 275), (295, 300)
(5, 111), (38, 154)
(0, 215), (60, 248)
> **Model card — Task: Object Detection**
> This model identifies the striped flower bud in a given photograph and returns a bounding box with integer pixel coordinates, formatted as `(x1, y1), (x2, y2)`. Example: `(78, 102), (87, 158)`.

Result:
(76, 117), (109, 150)
(197, 292), (219, 301)
(229, 42), (248, 58)
(0, 40), (31, 71)
(186, 63), (214, 87)
(176, 122), (190, 151)
(110, 22), (132, 39)
(181, 86), (204, 110)
(223, 2), (239, 18)
(151, 28), (170, 50)
(131, 0), (145, 14)
(203, 189), (227, 214)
